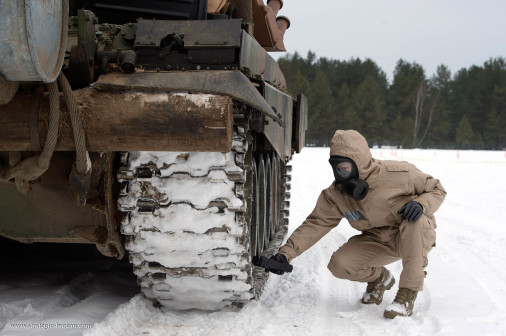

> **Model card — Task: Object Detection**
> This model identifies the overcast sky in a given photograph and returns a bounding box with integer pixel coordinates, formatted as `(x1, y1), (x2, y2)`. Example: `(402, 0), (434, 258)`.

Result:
(274, 0), (506, 82)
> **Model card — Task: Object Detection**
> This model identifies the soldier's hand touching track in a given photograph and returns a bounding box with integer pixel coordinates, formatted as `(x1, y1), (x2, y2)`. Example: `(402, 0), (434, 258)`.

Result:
(398, 201), (423, 222)
(268, 253), (289, 275)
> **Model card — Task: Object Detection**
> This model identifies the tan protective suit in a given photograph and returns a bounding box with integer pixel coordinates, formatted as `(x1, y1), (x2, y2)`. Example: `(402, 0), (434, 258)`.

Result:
(279, 130), (446, 291)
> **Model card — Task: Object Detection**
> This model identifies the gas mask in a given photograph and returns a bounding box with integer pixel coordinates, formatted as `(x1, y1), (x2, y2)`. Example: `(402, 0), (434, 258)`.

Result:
(328, 156), (369, 201)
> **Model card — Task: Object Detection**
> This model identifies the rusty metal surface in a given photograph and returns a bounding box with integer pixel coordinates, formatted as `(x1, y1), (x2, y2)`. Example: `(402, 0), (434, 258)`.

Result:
(100, 152), (124, 259)
(74, 89), (233, 152)
(0, 95), (32, 150)
(267, 0), (283, 16)
(0, 151), (125, 254)
(208, 0), (229, 13)
(28, 88), (44, 151)
(64, 10), (96, 88)
(0, 0), (68, 82)
(240, 32), (266, 78)
(0, 89), (234, 153)
(135, 19), (242, 49)
(240, 32), (286, 91)
(251, 0), (287, 52)
(0, 152), (106, 243)
(0, 75), (18, 105)
(234, 0), (253, 23)
(74, 226), (108, 244)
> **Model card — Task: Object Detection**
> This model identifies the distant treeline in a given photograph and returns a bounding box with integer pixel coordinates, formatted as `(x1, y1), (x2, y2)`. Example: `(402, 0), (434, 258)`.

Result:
(278, 52), (506, 149)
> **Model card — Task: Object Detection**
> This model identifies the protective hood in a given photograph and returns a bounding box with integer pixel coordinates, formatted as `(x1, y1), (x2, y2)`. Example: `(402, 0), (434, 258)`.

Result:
(330, 130), (379, 183)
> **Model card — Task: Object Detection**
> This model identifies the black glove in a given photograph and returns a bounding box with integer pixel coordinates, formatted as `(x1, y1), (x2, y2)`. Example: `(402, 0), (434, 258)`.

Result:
(398, 201), (423, 222)
(267, 253), (289, 275)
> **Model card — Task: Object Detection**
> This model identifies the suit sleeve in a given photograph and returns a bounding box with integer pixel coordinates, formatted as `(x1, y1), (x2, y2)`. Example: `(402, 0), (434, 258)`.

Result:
(410, 165), (447, 216)
(279, 187), (342, 262)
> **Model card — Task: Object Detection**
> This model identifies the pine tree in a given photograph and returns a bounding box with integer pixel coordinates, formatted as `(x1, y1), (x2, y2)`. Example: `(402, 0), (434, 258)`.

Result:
(455, 115), (475, 149)
(335, 83), (351, 128)
(427, 65), (452, 147)
(307, 69), (335, 145)
(351, 76), (386, 145)
(387, 60), (426, 147)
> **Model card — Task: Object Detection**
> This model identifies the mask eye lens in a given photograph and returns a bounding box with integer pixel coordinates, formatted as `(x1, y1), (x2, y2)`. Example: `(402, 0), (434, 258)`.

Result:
(336, 162), (352, 178)
(329, 157), (356, 181)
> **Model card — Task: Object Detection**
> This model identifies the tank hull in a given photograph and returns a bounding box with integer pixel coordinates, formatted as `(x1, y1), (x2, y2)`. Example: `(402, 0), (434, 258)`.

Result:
(0, 2), (307, 310)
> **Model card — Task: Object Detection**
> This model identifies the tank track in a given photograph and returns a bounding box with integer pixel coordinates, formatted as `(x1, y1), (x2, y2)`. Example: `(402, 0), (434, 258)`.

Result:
(117, 127), (291, 310)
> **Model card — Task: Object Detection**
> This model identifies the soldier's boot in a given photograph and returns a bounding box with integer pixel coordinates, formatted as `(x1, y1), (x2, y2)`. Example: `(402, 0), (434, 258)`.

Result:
(383, 287), (418, 319)
(361, 267), (395, 305)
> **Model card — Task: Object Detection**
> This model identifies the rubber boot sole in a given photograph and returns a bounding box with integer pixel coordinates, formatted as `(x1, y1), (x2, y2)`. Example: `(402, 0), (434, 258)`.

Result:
(384, 290), (418, 319)
(384, 308), (413, 319)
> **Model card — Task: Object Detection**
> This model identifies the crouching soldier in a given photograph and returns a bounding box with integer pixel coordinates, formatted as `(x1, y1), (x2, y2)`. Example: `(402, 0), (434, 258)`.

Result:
(270, 130), (446, 318)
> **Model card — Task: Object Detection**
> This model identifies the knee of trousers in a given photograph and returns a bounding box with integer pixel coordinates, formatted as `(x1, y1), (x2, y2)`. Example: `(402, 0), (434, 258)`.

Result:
(327, 251), (362, 279)
(399, 214), (426, 233)
(399, 214), (436, 249)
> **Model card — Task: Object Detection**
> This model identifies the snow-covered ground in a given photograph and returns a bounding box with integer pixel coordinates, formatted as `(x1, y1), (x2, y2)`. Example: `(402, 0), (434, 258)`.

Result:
(1, 148), (505, 336)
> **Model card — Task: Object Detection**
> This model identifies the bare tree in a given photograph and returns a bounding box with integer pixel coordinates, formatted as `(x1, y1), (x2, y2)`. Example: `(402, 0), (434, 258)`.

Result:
(413, 81), (436, 147)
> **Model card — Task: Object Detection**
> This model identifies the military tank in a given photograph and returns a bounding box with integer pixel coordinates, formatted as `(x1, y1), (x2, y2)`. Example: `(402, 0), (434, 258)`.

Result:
(0, 0), (307, 310)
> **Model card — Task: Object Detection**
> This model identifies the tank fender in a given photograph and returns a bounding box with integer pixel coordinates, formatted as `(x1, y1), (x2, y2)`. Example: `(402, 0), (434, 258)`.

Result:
(293, 93), (308, 153)
(94, 71), (285, 127)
